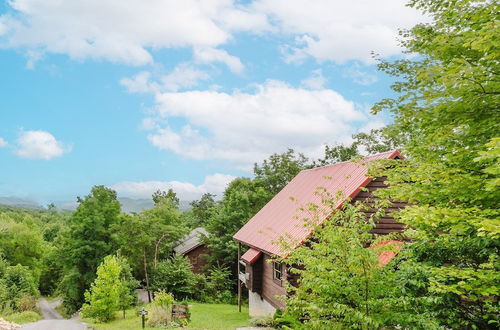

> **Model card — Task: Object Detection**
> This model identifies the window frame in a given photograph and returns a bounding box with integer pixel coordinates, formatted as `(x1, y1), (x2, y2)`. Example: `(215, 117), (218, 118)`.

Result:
(273, 261), (283, 284)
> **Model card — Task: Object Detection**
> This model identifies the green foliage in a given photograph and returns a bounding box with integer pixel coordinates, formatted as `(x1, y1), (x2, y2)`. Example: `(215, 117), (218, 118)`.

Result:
(205, 177), (270, 272)
(1, 311), (42, 324)
(148, 291), (175, 327)
(117, 257), (139, 319)
(192, 266), (235, 304)
(116, 194), (187, 294)
(314, 143), (360, 166)
(369, 0), (500, 328)
(281, 200), (430, 329)
(82, 255), (133, 323)
(0, 213), (46, 283)
(151, 255), (196, 300)
(0, 263), (39, 313)
(151, 291), (174, 307)
(60, 186), (122, 313)
(189, 193), (218, 228)
(152, 189), (180, 208)
(254, 148), (310, 195)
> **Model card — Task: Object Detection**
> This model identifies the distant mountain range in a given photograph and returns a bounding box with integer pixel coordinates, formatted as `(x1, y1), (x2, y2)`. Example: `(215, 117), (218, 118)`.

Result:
(0, 196), (44, 210)
(0, 196), (191, 213)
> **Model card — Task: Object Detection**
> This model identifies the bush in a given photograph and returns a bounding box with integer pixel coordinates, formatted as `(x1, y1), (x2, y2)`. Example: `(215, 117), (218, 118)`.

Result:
(250, 316), (274, 327)
(15, 295), (37, 312)
(0, 264), (38, 312)
(3, 265), (38, 299)
(147, 291), (174, 328)
(2, 311), (41, 324)
(205, 266), (234, 304)
(151, 255), (196, 300)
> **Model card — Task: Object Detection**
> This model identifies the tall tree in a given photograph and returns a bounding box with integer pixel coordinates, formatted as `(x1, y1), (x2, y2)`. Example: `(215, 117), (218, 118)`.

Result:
(371, 0), (499, 327)
(152, 188), (180, 208)
(189, 193), (218, 228)
(205, 178), (270, 273)
(59, 186), (122, 313)
(117, 193), (186, 300)
(253, 148), (310, 195)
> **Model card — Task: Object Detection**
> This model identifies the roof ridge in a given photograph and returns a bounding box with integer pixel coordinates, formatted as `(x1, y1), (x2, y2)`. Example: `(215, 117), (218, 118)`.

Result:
(301, 149), (398, 173)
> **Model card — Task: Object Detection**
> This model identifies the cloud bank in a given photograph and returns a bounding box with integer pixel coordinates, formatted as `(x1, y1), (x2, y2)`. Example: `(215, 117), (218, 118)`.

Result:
(0, 0), (424, 66)
(111, 173), (236, 200)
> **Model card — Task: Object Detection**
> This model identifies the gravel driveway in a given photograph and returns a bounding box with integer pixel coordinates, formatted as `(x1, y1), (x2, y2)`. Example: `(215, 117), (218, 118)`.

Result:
(21, 298), (86, 330)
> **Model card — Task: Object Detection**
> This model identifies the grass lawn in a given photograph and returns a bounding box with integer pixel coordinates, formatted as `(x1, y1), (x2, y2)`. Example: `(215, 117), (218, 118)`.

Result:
(82, 303), (250, 330)
(188, 303), (250, 330)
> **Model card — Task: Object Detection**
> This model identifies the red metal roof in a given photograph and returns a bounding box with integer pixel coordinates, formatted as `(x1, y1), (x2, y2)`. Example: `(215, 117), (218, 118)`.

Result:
(241, 248), (262, 264)
(371, 240), (404, 265)
(233, 150), (401, 257)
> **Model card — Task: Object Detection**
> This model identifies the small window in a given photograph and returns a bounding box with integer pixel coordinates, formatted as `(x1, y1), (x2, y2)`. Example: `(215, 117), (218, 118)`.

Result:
(273, 261), (282, 281)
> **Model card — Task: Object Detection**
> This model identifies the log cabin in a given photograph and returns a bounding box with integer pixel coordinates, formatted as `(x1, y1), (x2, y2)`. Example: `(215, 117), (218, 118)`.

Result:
(173, 227), (210, 274)
(233, 150), (406, 317)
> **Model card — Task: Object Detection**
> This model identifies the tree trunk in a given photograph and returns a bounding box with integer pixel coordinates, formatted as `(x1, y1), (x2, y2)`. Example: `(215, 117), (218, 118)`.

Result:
(143, 248), (151, 303)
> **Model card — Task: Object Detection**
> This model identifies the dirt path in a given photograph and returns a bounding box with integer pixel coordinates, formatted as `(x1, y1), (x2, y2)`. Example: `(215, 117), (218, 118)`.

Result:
(21, 298), (87, 330)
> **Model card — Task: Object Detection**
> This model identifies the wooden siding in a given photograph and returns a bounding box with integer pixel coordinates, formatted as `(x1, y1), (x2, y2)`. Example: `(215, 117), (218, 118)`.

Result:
(245, 255), (264, 294)
(351, 176), (406, 234)
(184, 245), (210, 274)
(261, 254), (286, 309)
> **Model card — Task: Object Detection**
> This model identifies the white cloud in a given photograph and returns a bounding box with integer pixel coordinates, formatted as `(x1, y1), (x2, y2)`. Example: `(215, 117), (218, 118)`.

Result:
(110, 173), (236, 200)
(0, 0), (425, 67)
(121, 64), (210, 94)
(253, 0), (425, 64)
(0, 137), (8, 147)
(143, 80), (369, 168)
(194, 47), (244, 74)
(0, 0), (266, 66)
(120, 71), (157, 94)
(301, 69), (327, 90)
(343, 63), (379, 86)
(14, 130), (70, 160)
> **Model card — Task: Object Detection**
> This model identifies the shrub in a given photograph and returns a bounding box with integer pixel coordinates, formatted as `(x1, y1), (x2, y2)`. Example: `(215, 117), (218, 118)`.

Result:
(151, 255), (196, 300)
(147, 291), (174, 327)
(15, 295), (37, 312)
(2, 311), (41, 324)
(3, 265), (38, 299)
(0, 264), (38, 312)
(250, 316), (274, 327)
(205, 266), (234, 304)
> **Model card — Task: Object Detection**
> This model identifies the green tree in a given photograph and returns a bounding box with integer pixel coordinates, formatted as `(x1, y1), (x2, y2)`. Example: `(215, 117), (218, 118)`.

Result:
(205, 178), (270, 272)
(152, 188), (180, 208)
(0, 214), (45, 283)
(370, 0), (499, 327)
(314, 143), (360, 166)
(81, 255), (123, 322)
(117, 256), (138, 319)
(253, 148), (309, 195)
(189, 193), (218, 228)
(280, 194), (436, 329)
(59, 186), (122, 313)
(117, 194), (187, 301)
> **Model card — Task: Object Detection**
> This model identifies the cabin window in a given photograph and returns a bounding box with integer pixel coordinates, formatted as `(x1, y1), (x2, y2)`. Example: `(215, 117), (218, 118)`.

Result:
(273, 261), (282, 281)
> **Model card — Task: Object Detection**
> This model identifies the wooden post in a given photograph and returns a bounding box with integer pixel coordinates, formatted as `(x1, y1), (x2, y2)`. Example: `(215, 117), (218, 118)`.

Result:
(237, 242), (242, 312)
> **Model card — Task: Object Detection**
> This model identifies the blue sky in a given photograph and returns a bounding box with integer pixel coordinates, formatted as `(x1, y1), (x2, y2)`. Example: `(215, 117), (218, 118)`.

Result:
(0, 0), (424, 205)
